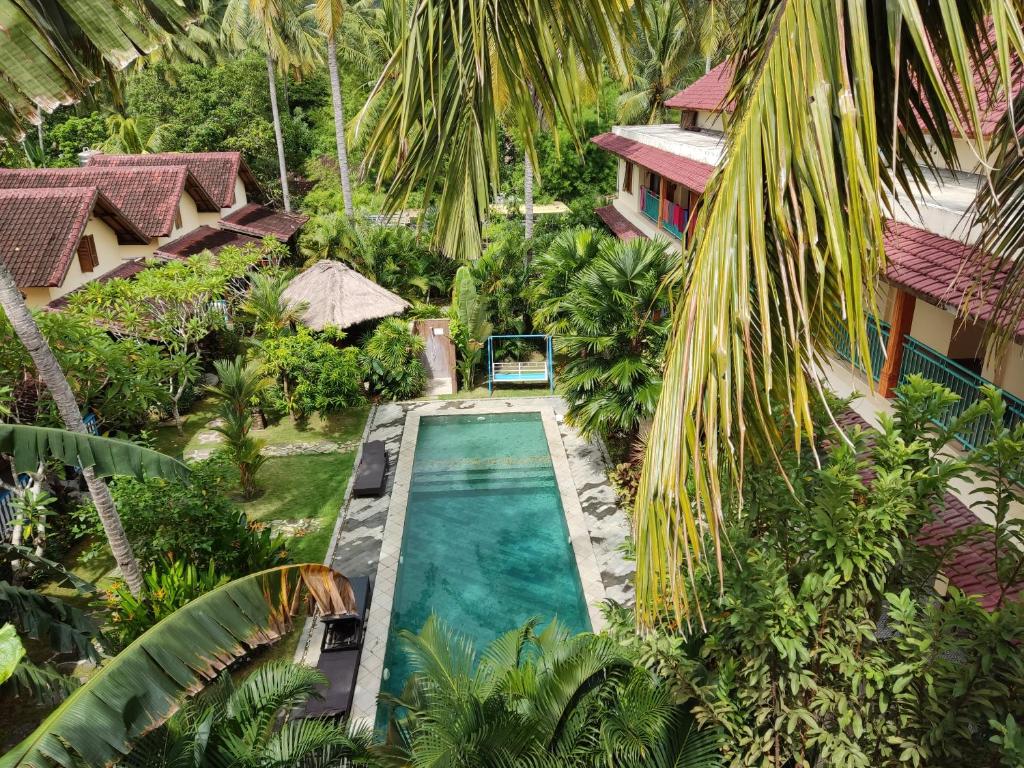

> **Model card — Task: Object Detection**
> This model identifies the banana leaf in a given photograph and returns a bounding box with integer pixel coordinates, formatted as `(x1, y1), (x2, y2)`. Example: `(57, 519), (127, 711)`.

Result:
(0, 563), (357, 768)
(0, 424), (189, 482)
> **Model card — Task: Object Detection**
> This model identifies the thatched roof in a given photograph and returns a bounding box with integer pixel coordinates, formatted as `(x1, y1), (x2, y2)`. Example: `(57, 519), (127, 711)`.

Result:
(282, 260), (410, 331)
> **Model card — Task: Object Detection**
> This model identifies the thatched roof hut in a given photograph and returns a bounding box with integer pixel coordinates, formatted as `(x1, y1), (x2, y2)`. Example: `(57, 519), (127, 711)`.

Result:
(282, 260), (410, 331)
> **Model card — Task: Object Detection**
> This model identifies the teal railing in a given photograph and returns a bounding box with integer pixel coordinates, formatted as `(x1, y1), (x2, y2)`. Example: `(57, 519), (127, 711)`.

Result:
(898, 336), (1024, 450)
(834, 314), (890, 383)
(641, 187), (660, 223)
(662, 200), (683, 239)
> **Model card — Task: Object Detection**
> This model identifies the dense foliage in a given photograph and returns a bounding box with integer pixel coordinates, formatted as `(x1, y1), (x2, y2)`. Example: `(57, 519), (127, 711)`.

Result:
(608, 379), (1024, 768)
(534, 231), (678, 440)
(259, 326), (366, 416)
(361, 318), (426, 401)
(74, 456), (287, 576)
(382, 615), (722, 767)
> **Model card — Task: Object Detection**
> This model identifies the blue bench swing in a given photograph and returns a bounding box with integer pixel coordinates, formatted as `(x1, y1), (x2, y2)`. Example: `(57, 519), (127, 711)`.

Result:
(486, 334), (554, 394)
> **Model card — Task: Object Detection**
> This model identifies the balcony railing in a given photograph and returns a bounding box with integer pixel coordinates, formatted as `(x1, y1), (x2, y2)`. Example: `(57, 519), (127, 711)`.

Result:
(640, 187), (660, 222)
(834, 314), (890, 382)
(897, 336), (1024, 450)
(662, 200), (684, 239)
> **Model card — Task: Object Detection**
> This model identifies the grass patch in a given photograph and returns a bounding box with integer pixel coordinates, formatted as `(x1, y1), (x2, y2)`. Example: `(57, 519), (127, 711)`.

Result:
(242, 452), (356, 564)
(151, 396), (220, 458)
(152, 403), (371, 459)
(254, 408), (370, 447)
(431, 384), (554, 400)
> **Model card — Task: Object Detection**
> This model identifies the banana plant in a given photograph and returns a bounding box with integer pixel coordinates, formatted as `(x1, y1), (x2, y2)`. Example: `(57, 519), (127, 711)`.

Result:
(0, 564), (360, 768)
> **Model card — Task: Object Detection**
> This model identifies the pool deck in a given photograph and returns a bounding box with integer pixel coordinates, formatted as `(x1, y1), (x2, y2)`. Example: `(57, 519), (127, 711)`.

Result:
(294, 396), (633, 728)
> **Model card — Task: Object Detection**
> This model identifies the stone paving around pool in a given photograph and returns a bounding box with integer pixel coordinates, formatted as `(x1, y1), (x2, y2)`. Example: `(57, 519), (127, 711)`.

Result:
(293, 396), (634, 727)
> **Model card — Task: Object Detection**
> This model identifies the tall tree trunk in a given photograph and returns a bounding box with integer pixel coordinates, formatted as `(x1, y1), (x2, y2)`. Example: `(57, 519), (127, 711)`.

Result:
(266, 51), (292, 212)
(0, 265), (145, 595)
(524, 150), (534, 241)
(327, 34), (354, 218)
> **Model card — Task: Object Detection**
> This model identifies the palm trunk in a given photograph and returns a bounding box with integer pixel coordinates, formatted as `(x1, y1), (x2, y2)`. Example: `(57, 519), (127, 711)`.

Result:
(266, 51), (292, 212)
(327, 34), (354, 218)
(524, 150), (534, 240)
(0, 264), (144, 595)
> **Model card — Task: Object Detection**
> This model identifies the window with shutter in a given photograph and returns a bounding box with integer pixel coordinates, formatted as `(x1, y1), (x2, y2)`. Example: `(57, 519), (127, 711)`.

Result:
(623, 161), (633, 193)
(77, 235), (98, 273)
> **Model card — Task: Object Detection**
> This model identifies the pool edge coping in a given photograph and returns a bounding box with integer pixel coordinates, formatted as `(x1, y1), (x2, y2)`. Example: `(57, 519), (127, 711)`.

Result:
(347, 403), (608, 728)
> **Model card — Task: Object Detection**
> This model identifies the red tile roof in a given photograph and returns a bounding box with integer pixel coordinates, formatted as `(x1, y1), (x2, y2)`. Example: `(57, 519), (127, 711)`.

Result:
(664, 51), (1019, 137)
(0, 187), (144, 289)
(591, 133), (716, 193)
(882, 220), (1024, 338)
(595, 205), (646, 241)
(88, 152), (262, 209)
(154, 225), (261, 260)
(837, 411), (1022, 610)
(665, 61), (734, 112)
(46, 259), (150, 310)
(0, 167), (191, 238)
(218, 203), (308, 242)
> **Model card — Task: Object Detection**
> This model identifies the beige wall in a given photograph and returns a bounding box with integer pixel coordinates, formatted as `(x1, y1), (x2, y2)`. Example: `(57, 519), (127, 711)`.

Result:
(118, 241), (160, 262)
(230, 176), (248, 211)
(617, 159), (639, 211)
(22, 287), (53, 308)
(696, 110), (726, 132)
(171, 192), (201, 239)
(910, 300), (956, 353)
(990, 345), (1024, 401)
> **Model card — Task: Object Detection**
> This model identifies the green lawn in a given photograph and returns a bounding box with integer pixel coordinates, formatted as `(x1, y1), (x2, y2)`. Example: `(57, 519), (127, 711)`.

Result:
(242, 452), (357, 564)
(153, 400), (370, 459)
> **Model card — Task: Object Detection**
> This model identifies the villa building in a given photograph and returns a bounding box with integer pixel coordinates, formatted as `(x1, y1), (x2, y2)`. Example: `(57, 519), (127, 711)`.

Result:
(592, 60), (1024, 414)
(592, 60), (1024, 609)
(0, 151), (307, 308)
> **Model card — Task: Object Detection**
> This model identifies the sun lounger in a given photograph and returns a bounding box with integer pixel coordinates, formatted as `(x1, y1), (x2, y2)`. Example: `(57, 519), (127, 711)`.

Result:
(352, 441), (388, 497)
(304, 576), (373, 720)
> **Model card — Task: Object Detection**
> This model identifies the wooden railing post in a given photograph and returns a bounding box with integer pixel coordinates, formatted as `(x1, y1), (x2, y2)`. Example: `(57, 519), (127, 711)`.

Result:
(879, 288), (916, 397)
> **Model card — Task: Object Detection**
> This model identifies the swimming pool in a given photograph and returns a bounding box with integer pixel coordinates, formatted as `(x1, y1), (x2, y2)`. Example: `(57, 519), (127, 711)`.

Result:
(377, 411), (591, 712)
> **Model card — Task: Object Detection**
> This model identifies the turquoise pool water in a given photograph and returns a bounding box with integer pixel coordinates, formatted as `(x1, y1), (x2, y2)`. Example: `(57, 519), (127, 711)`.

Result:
(378, 412), (591, 714)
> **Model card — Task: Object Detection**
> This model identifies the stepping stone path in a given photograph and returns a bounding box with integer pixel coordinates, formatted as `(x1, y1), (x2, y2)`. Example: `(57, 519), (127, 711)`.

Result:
(184, 425), (359, 462)
(269, 518), (322, 538)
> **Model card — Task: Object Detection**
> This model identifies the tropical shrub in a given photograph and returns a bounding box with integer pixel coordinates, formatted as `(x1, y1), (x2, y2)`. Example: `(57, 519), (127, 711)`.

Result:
(75, 456), (287, 575)
(0, 311), (171, 433)
(208, 356), (273, 498)
(449, 267), (493, 391)
(383, 616), (721, 767)
(361, 318), (427, 400)
(259, 326), (365, 416)
(119, 661), (374, 766)
(540, 236), (678, 440)
(97, 558), (228, 647)
(608, 380), (1024, 768)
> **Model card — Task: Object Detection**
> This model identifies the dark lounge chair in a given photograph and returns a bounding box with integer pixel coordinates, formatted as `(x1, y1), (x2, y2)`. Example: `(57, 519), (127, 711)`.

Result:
(352, 441), (388, 498)
(304, 576), (373, 720)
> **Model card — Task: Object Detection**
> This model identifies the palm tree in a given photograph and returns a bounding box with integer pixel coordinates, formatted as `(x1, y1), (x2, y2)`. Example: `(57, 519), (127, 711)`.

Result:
(238, 272), (307, 338)
(382, 616), (721, 766)
(528, 226), (608, 332)
(314, 0), (355, 218)
(357, 0), (634, 260)
(120, 661), (375, 767)
(222, 0), (322, 212)
(616, 0), (703, 125)
(0, 266), (146, 596)
(0, 1), (193, 139)
(633, 2), (1024, 626)
(544, 237), (677, 440)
